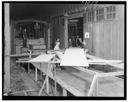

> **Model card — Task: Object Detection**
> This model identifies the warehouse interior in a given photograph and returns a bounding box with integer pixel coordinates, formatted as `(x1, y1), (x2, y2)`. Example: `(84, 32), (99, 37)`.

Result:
(3, 2), (125, 98)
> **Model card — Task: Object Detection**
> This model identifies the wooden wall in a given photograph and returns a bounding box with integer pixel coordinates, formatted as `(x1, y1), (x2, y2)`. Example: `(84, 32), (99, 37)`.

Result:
(51, 4), (84, 49)
(51, 16), (65, 49)
(83, 5), (124, 61)
(10, 21), (16, 54)
(50, 4), (124, 61)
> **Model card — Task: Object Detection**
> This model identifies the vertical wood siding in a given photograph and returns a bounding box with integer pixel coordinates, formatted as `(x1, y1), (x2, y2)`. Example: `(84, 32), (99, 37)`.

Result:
(83, 5), (124, 61)
(52, 16), (65, 49)
(51, 5), (124, 61)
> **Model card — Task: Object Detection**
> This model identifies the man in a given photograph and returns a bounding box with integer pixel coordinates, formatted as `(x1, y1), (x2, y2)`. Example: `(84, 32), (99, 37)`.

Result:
(22, 28), (27, 47)
(68, 38), (72, 48)
(76, 35), (80, 47)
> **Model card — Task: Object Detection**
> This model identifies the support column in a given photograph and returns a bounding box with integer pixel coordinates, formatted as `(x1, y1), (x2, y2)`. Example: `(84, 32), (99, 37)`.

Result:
(63, 88), (67, 96)
(35, 67), (38, 81)
(64, 13), (68, 48)
(47, 24), (50, 49)
(50, 17), (53, 49)
(46, 76), (49, 94)
(4, 3), (10, 93)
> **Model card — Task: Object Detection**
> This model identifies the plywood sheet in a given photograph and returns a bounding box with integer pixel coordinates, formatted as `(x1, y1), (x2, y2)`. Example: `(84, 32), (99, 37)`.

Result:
(60, 48), (89, 67)
(28, 54), (55, 63)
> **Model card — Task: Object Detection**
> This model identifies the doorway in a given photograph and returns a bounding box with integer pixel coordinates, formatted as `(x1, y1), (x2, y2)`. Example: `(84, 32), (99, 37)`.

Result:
(68, 17), (83, 47)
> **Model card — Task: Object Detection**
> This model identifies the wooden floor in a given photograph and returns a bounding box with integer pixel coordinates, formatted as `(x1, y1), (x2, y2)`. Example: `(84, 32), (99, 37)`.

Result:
(10, 60), (46, 96)
(32, 63), (124, 96)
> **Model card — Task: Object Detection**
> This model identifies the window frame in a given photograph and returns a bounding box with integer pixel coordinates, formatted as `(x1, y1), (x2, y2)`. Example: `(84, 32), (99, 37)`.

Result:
(96, 7), (104, 21)
(106, 5), (116, 20)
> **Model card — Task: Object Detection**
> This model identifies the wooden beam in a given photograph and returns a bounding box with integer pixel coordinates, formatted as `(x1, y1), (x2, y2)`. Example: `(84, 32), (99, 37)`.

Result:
(4, 3), (10, 93)
(88, 60), (122, 63)
(48, 25), (50, 49)
(35, 67), (38, 81)
(97, 71), (124, 78)
(10, 89), (36, 95)
(38, 76), (47, 96)
(68, 12), (83, 19)
(63, 88), (67, 96)
(87, 75), (98, 96)
(64, 13), (68, 48)
(28, 63), (30, 73)
(46, 76), (49, 94)
(74, 67), (97, 75)
(86, 54), (124, 69)
(7, 52), (40, 58)
(51, 6), (84, 18)
(15, 19), (48, 25)
(46, 63), (50, 94)
(94, 78), (98, 96)
(7, 49), (65, 58)
(10, 21), (15, 54)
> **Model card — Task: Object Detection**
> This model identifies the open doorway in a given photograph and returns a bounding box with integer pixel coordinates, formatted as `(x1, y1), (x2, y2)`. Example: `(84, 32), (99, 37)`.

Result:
(68, 17), (83, 47)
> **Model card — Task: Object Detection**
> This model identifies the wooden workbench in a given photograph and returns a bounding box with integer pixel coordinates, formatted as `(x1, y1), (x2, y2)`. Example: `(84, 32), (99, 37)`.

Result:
(57, 67), (124, 96)
(32, 62), (124, 96)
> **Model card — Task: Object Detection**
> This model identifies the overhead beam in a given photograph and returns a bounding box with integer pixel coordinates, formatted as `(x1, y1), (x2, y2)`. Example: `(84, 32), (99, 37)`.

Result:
(68, 12), (83, 19)
(15, 19), (48, 25)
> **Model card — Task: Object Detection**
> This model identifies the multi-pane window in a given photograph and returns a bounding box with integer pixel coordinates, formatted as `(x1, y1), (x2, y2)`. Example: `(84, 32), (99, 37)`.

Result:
(96, 8), (104, 21)
(84, 9), (94, 23)
(106, 6), (116, 19)
(87, 10), (94, 22)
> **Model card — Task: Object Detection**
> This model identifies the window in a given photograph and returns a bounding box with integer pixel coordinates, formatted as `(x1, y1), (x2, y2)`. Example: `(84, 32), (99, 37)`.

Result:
(96, 8), (104, 21)
(87, 10), (94, 22)
(84, 9), (94, 23)
(106, 6), (116, 19)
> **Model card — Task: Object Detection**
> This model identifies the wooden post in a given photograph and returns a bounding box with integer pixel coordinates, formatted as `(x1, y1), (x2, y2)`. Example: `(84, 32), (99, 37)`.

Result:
(28, 63), (30, 73)
(35, 67), (38, 81)
(46, 76), (49, 94)
(4, 3), (11, 93)
(48, 24), (50, 49)
(64, 13), (68, 48)
(28, 50), (32, 73)
(45, 24), (48, 52)
(49, 17), (53, 49)
(46, 63), (50, 94)
(63, 88), (67, 96)
(40, 63), (42, 80)
(94, 78), (98, 96)
(87, 75), (97, 96)
(10, 21), (15, 54)
(13, 28), (16, 54)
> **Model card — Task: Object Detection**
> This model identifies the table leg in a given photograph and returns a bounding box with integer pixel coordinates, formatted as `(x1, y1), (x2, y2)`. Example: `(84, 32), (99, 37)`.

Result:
(63, 88), (67, 96)
(28, 63), (29, 73)
(35, 67), (38, 81)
